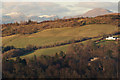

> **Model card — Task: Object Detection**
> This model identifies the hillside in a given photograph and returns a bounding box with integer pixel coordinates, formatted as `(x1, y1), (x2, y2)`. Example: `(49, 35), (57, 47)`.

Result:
(2, 24), (118, 59)
(3, 24), (118, 48)
(3, 40), (119, 78)
(20, 37), (102, 59)
(2, 13), (120, 59)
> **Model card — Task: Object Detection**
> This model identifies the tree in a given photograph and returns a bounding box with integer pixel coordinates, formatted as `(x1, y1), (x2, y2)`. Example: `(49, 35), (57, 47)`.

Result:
(55, 53), (59, 58)
(2, 46), (15, 53)
(21, 59), (27, 65)
(106, 50), (113, 58)
(27, 19), (32, 24)
(16, 56), (22, 63)
(34, 54), (37, 61)
(59, 51), (65, 57)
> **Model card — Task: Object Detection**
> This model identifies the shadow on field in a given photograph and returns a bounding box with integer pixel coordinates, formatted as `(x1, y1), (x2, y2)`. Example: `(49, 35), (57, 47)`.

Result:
(21, 51), (35, 56)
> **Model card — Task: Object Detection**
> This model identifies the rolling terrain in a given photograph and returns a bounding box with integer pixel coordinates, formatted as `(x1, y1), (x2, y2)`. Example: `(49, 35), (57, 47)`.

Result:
(21, 37), (102, 59)
(3, 24), (117, 48)
(2, 13), (120, 59)
(2, 24), (118, 59)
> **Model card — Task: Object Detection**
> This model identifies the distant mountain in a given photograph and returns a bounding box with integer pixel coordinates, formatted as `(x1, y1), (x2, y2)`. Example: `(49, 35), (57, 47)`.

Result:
(2, 12), (27, 24)
(63, 8), (113, 19)
(2, 16), (14, 24)
(5, 12), (26, 18)
(2, 8), (113, 24)
(2, 13), (59, 24)
(76, 8), (113, 17)
(38, 15), (57, 18)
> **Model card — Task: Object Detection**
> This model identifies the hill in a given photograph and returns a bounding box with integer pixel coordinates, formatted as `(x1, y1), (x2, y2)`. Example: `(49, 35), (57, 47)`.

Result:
(75, 8), (113, 17)
(2, 24), (118, 59)
(3, 24), (118, 48)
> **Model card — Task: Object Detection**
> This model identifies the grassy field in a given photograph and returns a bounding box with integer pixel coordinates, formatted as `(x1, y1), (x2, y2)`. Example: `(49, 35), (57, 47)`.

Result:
(20, 37), (103, 59)
(21, 44), (68, 59)
(3, 24), (118, 48)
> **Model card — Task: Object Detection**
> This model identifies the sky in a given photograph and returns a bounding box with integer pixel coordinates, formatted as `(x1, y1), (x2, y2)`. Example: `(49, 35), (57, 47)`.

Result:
(1, 2), (118, 17)
(0, 0), (119, 18)
(1, 0), (119, 2)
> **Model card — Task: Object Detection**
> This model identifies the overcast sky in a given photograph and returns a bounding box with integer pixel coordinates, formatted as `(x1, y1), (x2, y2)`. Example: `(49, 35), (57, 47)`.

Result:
(1, 1), (119, 17)
(1, 0), (119, 2)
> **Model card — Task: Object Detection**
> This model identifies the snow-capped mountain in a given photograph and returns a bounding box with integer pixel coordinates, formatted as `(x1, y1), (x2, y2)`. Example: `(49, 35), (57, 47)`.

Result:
(38, 15), (57, 18)
(5, 12), (26, 19)
(28, 15), (58, 22)
(5, 12), (22, 16)
(2, 13), (59, 24)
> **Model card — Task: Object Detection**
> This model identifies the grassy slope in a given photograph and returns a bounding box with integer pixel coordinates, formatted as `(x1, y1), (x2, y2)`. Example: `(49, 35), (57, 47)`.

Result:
(20, 37), (103, 58)
(3, 24), (118, 48)
(21, 45), (68, 59)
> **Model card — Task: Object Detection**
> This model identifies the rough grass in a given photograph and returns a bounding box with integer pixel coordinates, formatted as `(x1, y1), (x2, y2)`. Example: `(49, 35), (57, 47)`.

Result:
(3, 24), (118, 48)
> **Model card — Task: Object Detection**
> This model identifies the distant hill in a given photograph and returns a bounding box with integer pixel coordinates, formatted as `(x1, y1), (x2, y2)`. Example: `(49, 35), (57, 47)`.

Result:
(63, 8), (113, 19)
(76, 8), (113, 17)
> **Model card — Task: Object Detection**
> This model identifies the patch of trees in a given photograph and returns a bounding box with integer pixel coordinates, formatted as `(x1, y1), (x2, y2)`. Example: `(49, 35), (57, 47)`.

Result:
(2, 14), (120, 37)
(2, 41), (119, 79)
(3, 45), (38, 58)
(2, 46), (15, 53)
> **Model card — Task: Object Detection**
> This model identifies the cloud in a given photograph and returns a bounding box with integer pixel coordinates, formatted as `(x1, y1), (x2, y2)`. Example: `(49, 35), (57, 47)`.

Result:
(2, 2), (70, 17)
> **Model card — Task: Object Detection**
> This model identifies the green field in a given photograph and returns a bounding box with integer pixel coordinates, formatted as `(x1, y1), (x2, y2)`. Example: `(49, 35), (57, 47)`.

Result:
(3, 24), (118, 48)
(21, 44), (68, 59)
(19, 37), (106, 59)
